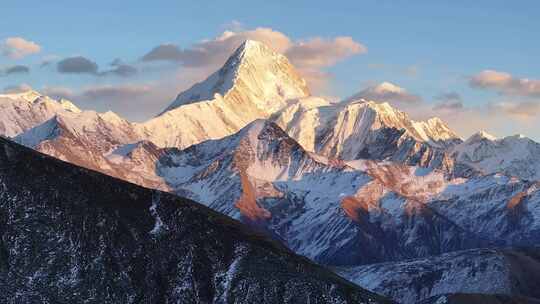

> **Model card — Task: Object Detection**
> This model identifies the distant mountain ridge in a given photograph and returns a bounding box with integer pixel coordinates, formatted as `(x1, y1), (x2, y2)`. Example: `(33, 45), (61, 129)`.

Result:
(0, 90), (81, 137)
(272, 97), (462, 173)
(452, 131), (540, 181)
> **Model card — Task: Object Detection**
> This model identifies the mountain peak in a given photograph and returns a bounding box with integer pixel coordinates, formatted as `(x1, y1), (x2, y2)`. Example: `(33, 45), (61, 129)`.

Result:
(345, 82), (410, 104)
(0, 89), (42, 102)
(236, 39), (269, 53)
(237, 119), (287, 139)
(467, 130), (497, 143)
(372, 82), (405, 94)
(228, 39), (282, 64)
(426, 117), (445, 124)
(364, 100), (399, 113)
(160, 39), (309, 114)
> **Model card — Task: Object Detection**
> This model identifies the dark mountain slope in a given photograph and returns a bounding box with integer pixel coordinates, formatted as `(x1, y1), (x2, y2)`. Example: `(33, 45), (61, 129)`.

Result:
(0, 137), (391, 304)
(419, 293), (540, 304)
(338, 247), (540, 304)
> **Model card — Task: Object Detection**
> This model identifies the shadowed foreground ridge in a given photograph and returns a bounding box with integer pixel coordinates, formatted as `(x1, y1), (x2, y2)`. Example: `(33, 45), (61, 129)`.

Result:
(0, 137), (391, 304)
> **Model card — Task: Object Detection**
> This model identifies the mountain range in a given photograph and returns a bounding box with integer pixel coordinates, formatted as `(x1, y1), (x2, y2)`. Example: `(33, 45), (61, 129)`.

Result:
(2, 39), (540, 303)
(0, 137), (389, 303)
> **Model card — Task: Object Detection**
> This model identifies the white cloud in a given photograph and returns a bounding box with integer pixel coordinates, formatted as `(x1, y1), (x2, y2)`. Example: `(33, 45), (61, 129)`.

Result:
(1, 37), (41, 59)
(81, 84), (152, 100)
(489, 100), (540, 119)
(142, 27), (367, 93)
(350, 81), (422, 107)
(40, 86), (76, 100)
(285, 36), (366, 68)
(2, 83), (33, 94)
(470, 70), (540, 97)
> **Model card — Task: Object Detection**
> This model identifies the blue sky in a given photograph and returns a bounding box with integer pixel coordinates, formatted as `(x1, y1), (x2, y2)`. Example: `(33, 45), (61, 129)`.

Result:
(1, 1), (539, 139)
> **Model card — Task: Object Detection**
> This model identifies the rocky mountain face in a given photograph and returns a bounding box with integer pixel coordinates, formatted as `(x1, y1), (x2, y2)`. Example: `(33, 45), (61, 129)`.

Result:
(338, 247), (540, 304)
(139, 39), (310, 149)
(0, 90), (81, 137)
(272, 98), (463, 174)
(153, 120), (540, 266)
(451, 131), (540, 181)
(13, 110), (168, 190)
(0, 137), (391, 304)
(3, 85), (540, 269)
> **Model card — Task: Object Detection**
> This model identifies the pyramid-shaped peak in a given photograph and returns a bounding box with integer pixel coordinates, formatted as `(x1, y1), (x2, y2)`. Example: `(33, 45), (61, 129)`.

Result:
(231, 39), (284, 57)
(224, 39), (287, 69)
(220, 39), (281, 71)
(161, 39), (309, 114)
(238, 39), (271, 52)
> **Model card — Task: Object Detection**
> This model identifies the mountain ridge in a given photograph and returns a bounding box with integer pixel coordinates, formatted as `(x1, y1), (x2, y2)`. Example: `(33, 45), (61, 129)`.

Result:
(0, 136), (392, 303)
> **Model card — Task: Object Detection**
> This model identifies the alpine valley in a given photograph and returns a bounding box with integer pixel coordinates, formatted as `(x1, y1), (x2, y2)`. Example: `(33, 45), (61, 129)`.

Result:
(2, 40), (540, 303)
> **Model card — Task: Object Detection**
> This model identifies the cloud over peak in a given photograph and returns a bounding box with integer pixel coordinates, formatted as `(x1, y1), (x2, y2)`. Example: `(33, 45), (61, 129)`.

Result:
(141, 27), (367, 92)
(1, 37), (41, 59)
(351, 81), (422, 105)
(2, 83), (33, 94)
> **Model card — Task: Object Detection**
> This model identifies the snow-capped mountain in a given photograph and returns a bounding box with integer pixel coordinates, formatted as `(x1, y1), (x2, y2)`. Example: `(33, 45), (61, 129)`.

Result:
(8, 88), (540, 268)
(140, 39), (310, 149)
(451, 131), (540, 181)
(273, 97), (462, 173)
(15, 110), (138, 153)
(0, 137), (390, 304)
(0, 90), (81, 137)
(338, 247), (540, 304)
(346, 81), (417, 103)
(156, 119), (355, 214)
(13, 110), (168, 190)
(163, 40), (310, 113)
(153, 120), (540, 266)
